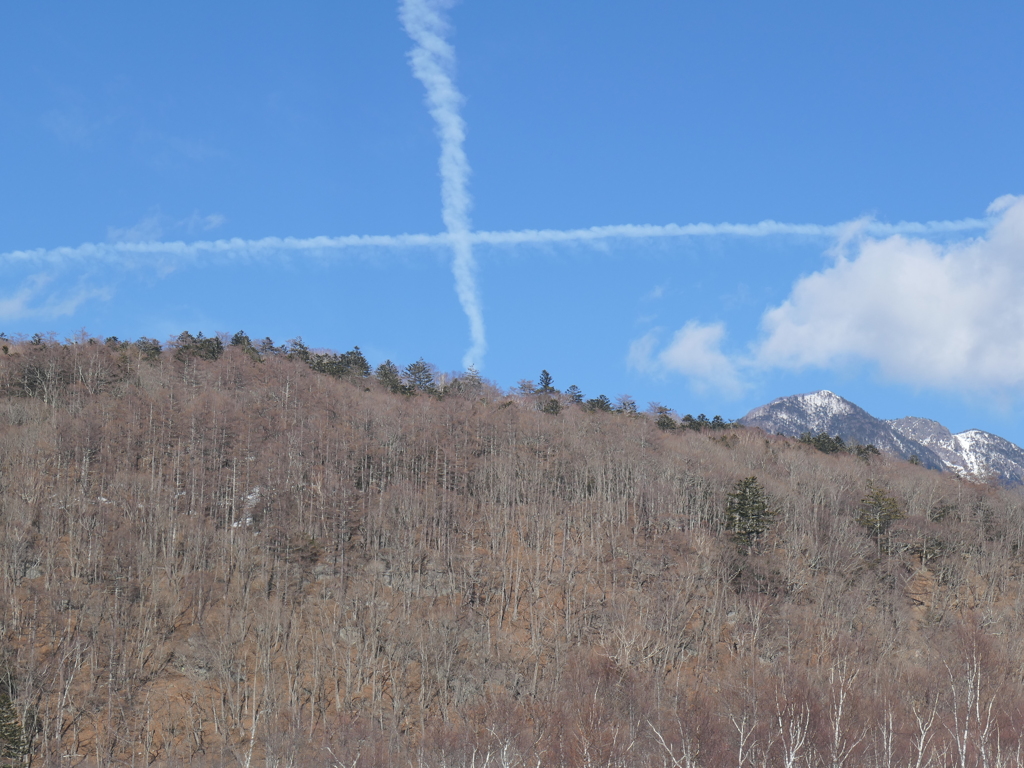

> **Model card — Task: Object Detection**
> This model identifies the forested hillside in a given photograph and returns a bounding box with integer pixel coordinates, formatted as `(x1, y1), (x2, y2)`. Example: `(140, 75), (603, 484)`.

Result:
(2, 334), (1024, 767)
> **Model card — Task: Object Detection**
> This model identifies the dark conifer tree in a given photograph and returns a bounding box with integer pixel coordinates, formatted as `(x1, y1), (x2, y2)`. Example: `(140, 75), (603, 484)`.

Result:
(286, 337), (312, 363)
(656, 413), (677, 430)
(539, 398), (561, 415)
(375, 360), (406, 394)
(343, 346), (371, 377)
(133, 337), (162, 361)
(0, 694), (25, 767)
(461, 366), (484, 392)
(403, 358), (436, 394)
(565, 385), (584, 404)
(257, 337), (282, 355)
(725, 476), (775, 551)
(858, 484), (903, 542)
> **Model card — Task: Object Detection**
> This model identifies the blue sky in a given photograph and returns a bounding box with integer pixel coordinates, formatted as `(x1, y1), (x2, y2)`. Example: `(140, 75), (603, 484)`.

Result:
(3, 2), (1024, 443)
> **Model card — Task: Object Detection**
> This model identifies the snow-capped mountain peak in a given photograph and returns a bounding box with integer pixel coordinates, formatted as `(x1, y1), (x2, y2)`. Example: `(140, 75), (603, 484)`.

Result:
(740, 391), (1024, 484)
(744, 390), (858, 434)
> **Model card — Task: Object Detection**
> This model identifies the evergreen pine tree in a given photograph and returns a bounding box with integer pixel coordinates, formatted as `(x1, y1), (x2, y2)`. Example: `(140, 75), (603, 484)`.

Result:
(858, 484), (903, 555)
(461, 366), (484, 393)
(650, 404), (677, 430)
(403, 358), (436, 394)
(343, 346), (371, 377)
(375, 360), (406, 394)
(133, 337), (162, 362)
(656, 412), (677, 430)
(229, 331), (263, 362)
(854, 443), (881, 460)
(172, 331), (196, 363)
(258, 337), (283, 356)
(537, 370), (556, 393)
(173, 332), (223, 362)
(725, 476), (775, 551)
(0, 694), (25, 767)
(196, 333), (224, 361)
(565, 385), (584, 404)
(857, 485), (902, 535)
(286, 337), (312, 363)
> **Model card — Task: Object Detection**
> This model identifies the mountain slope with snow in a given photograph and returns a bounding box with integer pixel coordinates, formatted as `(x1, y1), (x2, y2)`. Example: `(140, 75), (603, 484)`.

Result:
(740, 391), (945, 470)
(887, 417), (1024, 485)
(740, 391), (1024, 484)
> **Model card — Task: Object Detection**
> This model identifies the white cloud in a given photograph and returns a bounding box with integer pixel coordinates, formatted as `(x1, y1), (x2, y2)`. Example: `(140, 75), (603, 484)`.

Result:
(629, 321), (743, 396)
(751, 195), (1024, 391)
(629, 196), (1024, 396)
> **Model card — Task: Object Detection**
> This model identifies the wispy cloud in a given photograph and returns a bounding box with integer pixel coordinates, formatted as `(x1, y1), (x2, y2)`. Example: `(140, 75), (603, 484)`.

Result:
(107, 215), (166, 244)
(400, 0), (484, 369)
(0, 274), (112, 321)
(105, 211), (228, 245)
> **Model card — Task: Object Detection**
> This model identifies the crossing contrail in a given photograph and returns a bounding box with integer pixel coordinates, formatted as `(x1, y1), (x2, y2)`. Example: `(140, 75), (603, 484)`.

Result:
(0, 0), (998, 357)
(400, 0), (484, 369)
(0, 216), (991, 267)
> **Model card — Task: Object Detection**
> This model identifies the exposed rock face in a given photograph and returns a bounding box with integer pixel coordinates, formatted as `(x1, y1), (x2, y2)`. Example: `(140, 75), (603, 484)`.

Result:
(741, 390), (1024, 484)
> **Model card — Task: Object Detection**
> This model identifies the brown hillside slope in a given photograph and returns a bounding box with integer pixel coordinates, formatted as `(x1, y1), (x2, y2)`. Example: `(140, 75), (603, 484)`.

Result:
(2, 339), (1024, 767)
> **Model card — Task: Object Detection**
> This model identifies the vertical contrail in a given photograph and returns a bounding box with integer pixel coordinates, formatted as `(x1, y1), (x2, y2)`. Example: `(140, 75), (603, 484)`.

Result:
(399, 0), (486, 369)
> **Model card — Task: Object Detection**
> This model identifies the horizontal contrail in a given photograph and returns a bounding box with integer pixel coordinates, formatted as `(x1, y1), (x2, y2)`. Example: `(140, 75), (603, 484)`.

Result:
(468, 216), (991, 244)
(0, 233), (442, 266)
(0, 215), (992, 266)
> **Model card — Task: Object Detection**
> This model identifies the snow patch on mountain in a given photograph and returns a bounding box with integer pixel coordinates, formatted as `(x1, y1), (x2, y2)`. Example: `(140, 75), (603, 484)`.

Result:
(954, 431), (992, 477)
(885, 418), (1024, 483)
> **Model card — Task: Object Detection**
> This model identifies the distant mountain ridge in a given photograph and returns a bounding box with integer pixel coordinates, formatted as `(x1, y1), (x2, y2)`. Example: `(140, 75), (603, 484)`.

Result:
(739, 390), (1024, 485)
